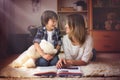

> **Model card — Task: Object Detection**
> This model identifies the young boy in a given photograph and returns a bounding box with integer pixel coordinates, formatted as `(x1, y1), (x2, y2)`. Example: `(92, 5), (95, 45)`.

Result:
(33, 10), (62, 66)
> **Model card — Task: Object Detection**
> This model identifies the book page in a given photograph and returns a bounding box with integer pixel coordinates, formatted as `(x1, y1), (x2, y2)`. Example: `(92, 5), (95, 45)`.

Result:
(57, 66), (82, 73)
(36, 66), (57, 73)
(57, 66), (82, 77)
(34, 66), (57, 77)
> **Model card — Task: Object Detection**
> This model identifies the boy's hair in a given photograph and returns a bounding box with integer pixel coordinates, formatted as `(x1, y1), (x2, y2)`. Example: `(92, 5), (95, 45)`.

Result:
(41, 10), (58, 26)
(66, 14), (87, 46)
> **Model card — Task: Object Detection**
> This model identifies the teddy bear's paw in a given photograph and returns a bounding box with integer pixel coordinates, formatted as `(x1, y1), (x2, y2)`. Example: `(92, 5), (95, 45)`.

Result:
(9, 61), (22, 68)
(22, 58), (36, 68)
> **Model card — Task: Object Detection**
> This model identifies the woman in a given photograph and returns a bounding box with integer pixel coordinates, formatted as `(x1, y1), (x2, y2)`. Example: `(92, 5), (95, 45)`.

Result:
(56, 14), (94, 68)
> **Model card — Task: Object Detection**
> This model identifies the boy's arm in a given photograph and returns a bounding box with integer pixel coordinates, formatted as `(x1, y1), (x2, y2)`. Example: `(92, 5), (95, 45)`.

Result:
(34, 42), (53, 60)
(34, 42), (45, 57)
(54, 45), (61, 56)
(33, 28), (45, 57)
(56, 28), (62, 52)
(56, 45), (61, 51)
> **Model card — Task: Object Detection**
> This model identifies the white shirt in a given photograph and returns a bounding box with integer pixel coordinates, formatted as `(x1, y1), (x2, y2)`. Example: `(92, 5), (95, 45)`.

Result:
(62, 34), (93, 63)
(47, 31), (53, 44)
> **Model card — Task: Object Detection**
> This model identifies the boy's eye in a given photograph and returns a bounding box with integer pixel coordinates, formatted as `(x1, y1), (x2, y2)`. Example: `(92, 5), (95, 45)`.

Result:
(53, 20), (57, 22)
(53, 20), (57, 23)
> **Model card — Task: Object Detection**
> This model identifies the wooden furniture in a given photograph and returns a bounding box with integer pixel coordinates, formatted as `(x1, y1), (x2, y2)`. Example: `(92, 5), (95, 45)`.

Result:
(92, 31), (120, 52)
(57, 0), (91, 35)
(91, 0), (120, 52)
(57, 0), (120, 52)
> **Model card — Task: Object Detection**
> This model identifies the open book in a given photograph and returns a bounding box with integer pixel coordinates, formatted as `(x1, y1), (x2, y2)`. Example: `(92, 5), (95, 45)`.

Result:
(34, 66), (83, 77)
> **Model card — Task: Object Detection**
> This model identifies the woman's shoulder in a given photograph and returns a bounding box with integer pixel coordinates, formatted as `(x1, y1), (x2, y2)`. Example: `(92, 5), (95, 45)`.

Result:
(62, 35), (72, 47)
(83, 35), (93, 46)
(63, 35), (70, 43)
(63, 34), (69, 40)
(86, 35), (93, 40)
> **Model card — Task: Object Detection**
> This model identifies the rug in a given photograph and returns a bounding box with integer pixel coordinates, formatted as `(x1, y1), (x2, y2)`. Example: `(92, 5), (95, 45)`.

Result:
(0, 53), (120, 77)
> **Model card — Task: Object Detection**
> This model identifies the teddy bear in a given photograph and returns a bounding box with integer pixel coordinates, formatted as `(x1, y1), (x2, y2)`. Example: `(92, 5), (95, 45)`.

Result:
(105, 12), (120, 30)
(9, 40), (57, 68)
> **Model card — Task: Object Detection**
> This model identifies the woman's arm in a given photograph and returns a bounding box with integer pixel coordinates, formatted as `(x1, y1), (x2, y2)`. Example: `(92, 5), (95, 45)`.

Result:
(65, 59), (87, 66)
(56, 59), (87, 68)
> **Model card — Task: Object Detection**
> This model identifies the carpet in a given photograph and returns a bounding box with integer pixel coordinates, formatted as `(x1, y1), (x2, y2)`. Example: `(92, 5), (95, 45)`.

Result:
(0, 53), (120, 77)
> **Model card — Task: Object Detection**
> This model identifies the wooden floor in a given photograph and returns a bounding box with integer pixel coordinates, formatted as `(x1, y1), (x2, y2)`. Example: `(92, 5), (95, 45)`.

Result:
(0, 54), (19, 71)
(0, 53), (120, 80)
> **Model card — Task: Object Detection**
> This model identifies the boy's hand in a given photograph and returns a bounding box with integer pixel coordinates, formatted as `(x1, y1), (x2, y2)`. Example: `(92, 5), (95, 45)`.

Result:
(42, 54), (54, 61)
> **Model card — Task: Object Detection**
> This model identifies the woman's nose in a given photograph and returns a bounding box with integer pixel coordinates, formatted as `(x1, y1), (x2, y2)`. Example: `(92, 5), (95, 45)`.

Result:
(65, 24), (69, 29)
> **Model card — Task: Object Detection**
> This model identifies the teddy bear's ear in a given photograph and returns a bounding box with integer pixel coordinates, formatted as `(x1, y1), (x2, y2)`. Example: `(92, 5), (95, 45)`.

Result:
(41, 39), (47, 43)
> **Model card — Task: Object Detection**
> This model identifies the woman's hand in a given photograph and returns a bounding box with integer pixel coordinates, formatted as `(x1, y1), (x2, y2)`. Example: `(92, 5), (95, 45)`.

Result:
(56, 59), (67, 68)
(56, 59), (73, 68)
(42, 54), (54, 61)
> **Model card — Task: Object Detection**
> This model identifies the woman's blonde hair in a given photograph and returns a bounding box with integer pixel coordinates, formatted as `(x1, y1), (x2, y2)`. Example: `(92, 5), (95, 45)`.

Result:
(66, 14), (87, 46)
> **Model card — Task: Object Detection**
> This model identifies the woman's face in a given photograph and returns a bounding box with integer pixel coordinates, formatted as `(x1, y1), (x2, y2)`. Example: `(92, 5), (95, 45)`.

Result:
(65, 23), (70, 34)
(46, 19), (57, 30)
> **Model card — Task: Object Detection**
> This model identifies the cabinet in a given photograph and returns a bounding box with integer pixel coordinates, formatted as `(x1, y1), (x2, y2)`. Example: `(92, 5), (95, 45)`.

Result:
(92, 0), (120, 30)
(57, 0), (120, 52)
(91, 0), (120, 52)
(57, 0), (91, 35)
(92, 31), (120, 52)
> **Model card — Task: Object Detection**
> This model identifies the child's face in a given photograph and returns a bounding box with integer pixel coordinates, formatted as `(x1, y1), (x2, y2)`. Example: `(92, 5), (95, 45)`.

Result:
(65, 23), (70, 34)
(46, 19), (57, 30)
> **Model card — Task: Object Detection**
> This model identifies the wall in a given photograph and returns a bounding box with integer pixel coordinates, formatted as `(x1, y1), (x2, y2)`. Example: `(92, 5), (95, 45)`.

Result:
(0, 0), (57, 55)
(0, 0), (13, 56)
(0, 0), (57, 34)
(12, 0), (57, 34)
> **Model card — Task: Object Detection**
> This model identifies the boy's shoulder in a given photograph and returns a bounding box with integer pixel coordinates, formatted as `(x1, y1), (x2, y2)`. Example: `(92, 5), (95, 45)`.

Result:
(38, 26), (46, 31)
(38, 27), (60, 32)
(54, 27), (61, 33)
